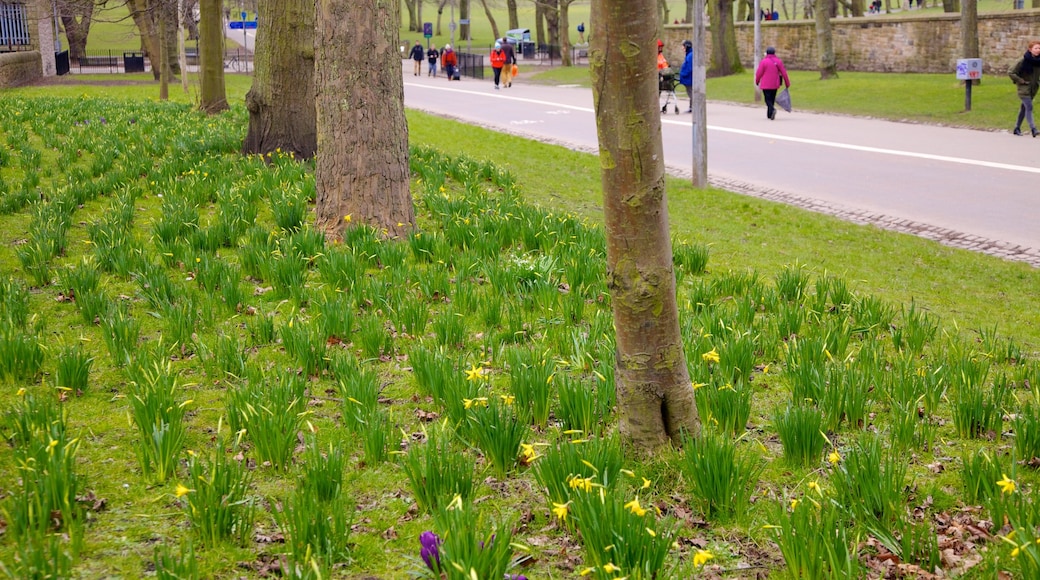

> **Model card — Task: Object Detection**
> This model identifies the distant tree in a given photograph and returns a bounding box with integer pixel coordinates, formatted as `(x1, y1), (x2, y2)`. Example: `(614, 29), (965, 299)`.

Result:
(507, 0), (518, 29)
(589, 0), (700, 449)
(942, 0), (960, 11)
(435, 0), (448, 36)
(58, 0), (96, 62)
(242, 0), (315, 158)
(126, 0), (179, 80)
(558, 0), (576, 65)
(405, 0), (417, 32)
(460, 0), (470, 40)
(477, 0), (500, 40)
(314, 0), (414, 239)
(707, 0), (741, 76)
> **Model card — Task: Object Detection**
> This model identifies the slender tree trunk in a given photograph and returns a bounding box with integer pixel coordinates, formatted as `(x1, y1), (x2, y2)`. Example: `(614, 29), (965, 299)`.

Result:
(560, 0), (572, 66)
(590, 0), (700, 450)
(960, 0), (978, 85)
(315, 0), (414, 239)
(707, 0), (741, 76)
(242, 0), (316, 158)
(658, 0), (670, 25)
(814, 0), (838, 78)
(460, 0), (470, 40)
(127, 0), (163, 79)
(199, 0), (227, 113)
(507, 0), (519, 29)
(435, 0), (448, 36)
(544, 0), (559, 57)
(159, 9), (169, 99)
(942, 0), (960, 11)
(535, 2), (545, 46)
(477, 0), (500, 41)
(686, 0), (694, 21)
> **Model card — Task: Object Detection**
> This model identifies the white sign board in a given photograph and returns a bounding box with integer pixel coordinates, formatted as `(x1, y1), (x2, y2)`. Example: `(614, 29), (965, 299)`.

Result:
(956, 58), (983, 80)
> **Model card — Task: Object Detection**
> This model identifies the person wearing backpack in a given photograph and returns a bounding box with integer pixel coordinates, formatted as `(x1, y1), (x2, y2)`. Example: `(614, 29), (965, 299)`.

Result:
(489, 41), (507, 89)
(1009, 40), (1040, 137)
(754, 46), (791, 120)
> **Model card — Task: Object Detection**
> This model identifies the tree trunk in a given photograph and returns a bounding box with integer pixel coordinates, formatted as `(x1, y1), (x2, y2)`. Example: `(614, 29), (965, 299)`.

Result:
(182, 0), (199, 40)
(477, 0), (500, 41)
(942, 0), (960, 11)
(159, 8), (169, 100)
(199, 0), (227, 113)
(60, 0), (95, 63)
(242, 0), (316, 158)
(535, 1), (545, 46)
(544, 0), (559, 56)
(707, 0), (741, 76)
(507, 0), (519, 29)
(127, 0), (163, 79)
(589, 0), (700, 450)
(560, 0), (572, 66)
(460, 0), (470, 41)
(658, 0), (670, 25)
(435, 0), (447, 36)
(814, 0), (838, 78)
(685, 0), (694, 21)
(315, 0), (414, 240)
(405, 0), (417, 31)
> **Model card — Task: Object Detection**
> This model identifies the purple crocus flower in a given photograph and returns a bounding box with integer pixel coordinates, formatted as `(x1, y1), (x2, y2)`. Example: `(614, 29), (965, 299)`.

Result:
(505, 575), (528, 580)
(419, 531), (441, 570)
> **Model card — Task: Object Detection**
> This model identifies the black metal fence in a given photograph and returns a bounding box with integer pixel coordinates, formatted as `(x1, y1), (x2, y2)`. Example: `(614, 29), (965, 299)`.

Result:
(73, 48), (254, 73)
(456, 52), (484, 80)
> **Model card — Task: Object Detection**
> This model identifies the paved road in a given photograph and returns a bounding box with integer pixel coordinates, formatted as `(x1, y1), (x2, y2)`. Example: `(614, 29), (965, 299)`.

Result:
(403, 64), (1040, 267)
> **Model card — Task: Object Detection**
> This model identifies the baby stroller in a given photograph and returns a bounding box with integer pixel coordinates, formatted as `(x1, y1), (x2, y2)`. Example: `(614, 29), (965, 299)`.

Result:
(659, 68), (680, 114)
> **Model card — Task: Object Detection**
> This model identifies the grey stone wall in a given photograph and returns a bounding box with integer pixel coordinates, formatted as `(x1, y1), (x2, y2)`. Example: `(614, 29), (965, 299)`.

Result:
(0, 51), (43, 87)
(664, 11), (1040, 75)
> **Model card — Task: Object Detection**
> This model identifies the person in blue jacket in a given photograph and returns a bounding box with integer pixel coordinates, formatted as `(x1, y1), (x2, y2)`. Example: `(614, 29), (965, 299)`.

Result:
(678, 40), (693, 113)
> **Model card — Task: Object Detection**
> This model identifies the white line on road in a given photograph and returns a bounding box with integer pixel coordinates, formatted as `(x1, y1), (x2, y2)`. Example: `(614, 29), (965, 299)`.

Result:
(405, 81), (1040, 175)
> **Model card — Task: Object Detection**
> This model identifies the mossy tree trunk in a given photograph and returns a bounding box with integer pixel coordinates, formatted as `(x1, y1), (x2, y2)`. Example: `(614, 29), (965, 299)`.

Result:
(198, 0), (227, 113)
(507, 0), (519, 29)
(589, 0), (700, 450)
(960, 0), (979, 85)
(242, 0), (315, 158)
(560, 0), (573, 65)
(314, 0), (414, 240)
(814, 0), (838, 78)
(707, 0), (742, 76)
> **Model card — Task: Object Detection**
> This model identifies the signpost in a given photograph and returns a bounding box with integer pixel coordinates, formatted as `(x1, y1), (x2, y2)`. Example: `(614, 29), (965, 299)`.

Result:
(956, 58), (983, 111)
(423, 22), (432, 48)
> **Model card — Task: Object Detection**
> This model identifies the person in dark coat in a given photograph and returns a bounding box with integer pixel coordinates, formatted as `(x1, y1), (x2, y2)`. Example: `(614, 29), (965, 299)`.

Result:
(678, 40), (693, 113)
(409, 40), (425, 76)
(754, 46), (791, 120)
(500, 38), (517, 88)
(1009, 40), (1040, 137)
(427, 44), (440, 76)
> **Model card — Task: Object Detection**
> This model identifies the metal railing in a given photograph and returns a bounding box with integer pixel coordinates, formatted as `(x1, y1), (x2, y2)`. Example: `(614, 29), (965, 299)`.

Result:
(0, 1), (31, 52)
(74, 48), (253, 73)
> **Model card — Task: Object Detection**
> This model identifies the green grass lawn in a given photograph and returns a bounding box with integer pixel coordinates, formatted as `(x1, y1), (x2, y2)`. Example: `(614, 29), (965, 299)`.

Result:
(0, 81), (1039, 579)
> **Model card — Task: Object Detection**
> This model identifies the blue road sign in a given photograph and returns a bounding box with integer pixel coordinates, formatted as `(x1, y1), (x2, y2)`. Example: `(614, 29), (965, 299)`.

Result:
(229, 21), (243, 29)
(423, 22), (432, 37)
(243, 20), (257, 29)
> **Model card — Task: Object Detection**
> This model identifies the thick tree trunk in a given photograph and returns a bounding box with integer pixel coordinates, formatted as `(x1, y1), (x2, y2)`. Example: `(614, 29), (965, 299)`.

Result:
(199, 0), (227, 113)
(315, 0), (414, 240)
(685, 0), (694, 21)
(814, 0), (838, 78)
(242, 0), (316, 158)
(460, 0), (470, 40)
(960, 0), (978, 85)
(535, 2), (545, 46)
(405, 0), (417, 31)
(707, 0), (741, 76)
(507, 0), (519, 29)
(544, 0), (559, 56)
(60, 0), (94, 63)
(942, 0), (960, 11)
(589, 0), (700, 450)
(478, 0), (500, 41)
(127, 0), (162, 79)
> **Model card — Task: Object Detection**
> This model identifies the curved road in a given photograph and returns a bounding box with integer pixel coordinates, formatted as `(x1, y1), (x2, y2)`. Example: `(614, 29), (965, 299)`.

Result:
(402, 64), (1040, 267)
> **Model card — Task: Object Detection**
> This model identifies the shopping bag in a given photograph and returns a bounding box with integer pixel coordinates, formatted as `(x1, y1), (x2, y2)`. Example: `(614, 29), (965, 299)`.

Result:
(511, 64), (519, 77)
(776, 87), (792, 113)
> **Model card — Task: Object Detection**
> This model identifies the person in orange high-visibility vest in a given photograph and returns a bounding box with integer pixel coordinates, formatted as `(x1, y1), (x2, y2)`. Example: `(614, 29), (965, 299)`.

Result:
(656, 39), (668, 70)
(489, 41), (507, 89)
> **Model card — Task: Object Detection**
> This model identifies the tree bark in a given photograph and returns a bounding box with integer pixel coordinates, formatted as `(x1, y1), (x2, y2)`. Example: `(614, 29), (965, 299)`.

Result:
(960, 0), (978, 85)
(589, 0), (700, 450)
(405, 0), (417, 31)
(127, 0), (162, 79)
(59, 0), (95, 62)
(543, 0), (559, 57)
(242, 0), (316, 158)
(159, 6), (169, 99)
(559, 0), (572, 66)
(198, 0), (227, 113)
(658, 0), (670, 25)
(707, 0), (741, 76)
(507, 0), (519, 29)
(315, 0), (414, 240)
(942, 0), (960, 11)
(460, 0), (470, 40)
(685, 0), (694, 21)
(435, 0), (447, 36)
(477, 0), (500, 41)
(535, 1), (545, 46)
(814, 0), (838, 78)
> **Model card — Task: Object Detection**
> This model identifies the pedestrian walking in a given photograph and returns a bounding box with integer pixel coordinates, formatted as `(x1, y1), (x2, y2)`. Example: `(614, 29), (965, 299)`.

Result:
(500, 38), (517, 88)
(754, 46), (791, 120)
(410, 40), (425, 76)
(678, 40), (693, 113)
(427, 44), (440, 76)
(1009, 40), (1040, 137)
(656, 39), (669, 70)
(490, 41), (507, 89)
(442, 44), (458, 80)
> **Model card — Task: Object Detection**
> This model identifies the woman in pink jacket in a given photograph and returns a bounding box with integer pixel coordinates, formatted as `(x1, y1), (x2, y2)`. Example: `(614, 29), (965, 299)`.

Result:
(754, 47), (791, 120)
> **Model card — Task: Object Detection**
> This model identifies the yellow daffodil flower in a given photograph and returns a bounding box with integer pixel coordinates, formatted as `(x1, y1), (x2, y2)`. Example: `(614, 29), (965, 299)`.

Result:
(602, 563), (620, 574)
(552, 502), (569, 521)
(807, 480), (821, 495)
(828, 451), (841, 465)
(343, 214), (352, 222)
(642, 477), (652, 489)
(998, 474), (1017, 495)
(624, 497), (647, 517)
(500, 394), (515, 406)
(464, 364), (483, 381)
(701, 348), (720, 364)
(693, 549), (714, 567)
(520, 443), (539, 462)
(174, 483), (192, 498)
(579, 567), (596, 577)
(790, 499), (800, 510)
(645, 527), (657, 537)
